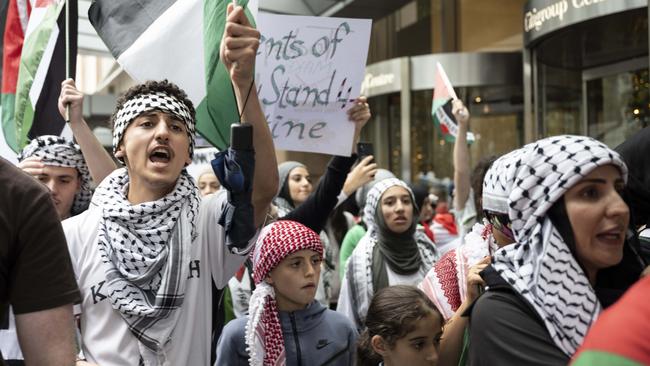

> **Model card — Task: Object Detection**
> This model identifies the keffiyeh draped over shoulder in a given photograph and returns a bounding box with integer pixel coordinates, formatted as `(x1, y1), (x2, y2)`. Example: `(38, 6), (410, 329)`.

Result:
(419, 221), (497, 321)
(91, 168), (200, 365)
(486, 135), (627, 357)
(18, 135), (92, 215)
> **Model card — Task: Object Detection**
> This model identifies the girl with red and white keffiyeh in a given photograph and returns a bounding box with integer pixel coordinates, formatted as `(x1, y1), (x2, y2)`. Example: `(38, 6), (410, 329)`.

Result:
(216, 220), (358, 366)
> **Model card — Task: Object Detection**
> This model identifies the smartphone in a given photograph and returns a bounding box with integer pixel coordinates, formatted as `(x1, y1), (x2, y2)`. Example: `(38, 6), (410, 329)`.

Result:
(357, 142), (374, 164)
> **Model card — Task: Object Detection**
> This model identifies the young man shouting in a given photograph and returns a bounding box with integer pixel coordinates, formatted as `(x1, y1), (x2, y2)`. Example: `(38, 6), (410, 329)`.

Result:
(64, 5), (278, 365)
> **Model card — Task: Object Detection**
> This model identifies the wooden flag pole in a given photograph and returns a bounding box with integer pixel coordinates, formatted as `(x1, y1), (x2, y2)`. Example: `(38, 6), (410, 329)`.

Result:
(65, 0), (70, 122)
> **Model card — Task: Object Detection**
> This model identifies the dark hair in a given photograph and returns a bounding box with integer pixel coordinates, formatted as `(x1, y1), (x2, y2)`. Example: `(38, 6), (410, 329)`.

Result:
(471, 155), (499, 220)
(356, 285), (442, 366)
(548, 197), (645, 308)
(110, 80), (196, 128)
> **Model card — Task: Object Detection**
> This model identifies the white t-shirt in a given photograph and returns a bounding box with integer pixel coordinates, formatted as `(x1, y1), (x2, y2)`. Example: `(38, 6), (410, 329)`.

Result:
(0, 308), (23, 361)
(386, 263), (425, 286)
(63, 191), (254, 366)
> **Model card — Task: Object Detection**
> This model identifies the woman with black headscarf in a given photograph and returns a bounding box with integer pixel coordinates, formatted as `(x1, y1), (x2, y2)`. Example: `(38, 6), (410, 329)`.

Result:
(338, 178), (439, 330)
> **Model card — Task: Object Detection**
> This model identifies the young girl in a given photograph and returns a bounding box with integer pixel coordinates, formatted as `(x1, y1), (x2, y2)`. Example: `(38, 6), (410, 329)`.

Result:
(357, 285), (444, 366)
(216, 220), (357, 365)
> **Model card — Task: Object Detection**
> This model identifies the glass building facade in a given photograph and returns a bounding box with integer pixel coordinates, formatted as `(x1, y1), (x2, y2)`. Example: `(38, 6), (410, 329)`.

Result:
(360, 0), (649, 182)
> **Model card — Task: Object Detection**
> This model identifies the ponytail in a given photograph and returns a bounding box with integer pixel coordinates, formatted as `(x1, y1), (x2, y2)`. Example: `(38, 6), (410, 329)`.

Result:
(356, 329), (382, 366)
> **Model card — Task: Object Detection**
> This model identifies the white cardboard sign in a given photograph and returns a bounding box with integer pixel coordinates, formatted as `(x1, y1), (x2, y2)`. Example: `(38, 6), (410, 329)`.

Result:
(256, 13), (372, 156)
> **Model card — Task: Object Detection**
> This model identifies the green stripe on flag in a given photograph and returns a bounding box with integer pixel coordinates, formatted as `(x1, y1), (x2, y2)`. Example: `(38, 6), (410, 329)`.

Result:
(198, 0), (255, 149)
(572, 351), (644, 366)
(1, 93), (17, 151)
(14, 2), (63, 150)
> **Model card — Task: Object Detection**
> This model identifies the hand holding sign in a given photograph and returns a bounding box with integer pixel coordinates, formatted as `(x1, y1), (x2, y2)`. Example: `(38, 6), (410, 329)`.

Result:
(348, 96), (371, 153)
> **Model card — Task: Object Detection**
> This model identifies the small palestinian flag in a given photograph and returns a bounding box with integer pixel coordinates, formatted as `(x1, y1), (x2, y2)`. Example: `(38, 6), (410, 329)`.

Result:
(1, 0), (77, 155)
(431, 62), (474, 143)
(89, 0), (256, 150)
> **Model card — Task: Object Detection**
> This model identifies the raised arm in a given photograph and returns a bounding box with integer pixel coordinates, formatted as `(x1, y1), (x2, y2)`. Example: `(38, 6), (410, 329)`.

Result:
(58, 79), (117, 184)
(281, 98), (371, 232)
(452, 99), (471, 212)
(221, 4), (277, 228)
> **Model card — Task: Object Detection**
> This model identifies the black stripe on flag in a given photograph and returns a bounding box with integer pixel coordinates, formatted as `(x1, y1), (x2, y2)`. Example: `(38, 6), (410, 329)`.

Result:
(0, 0), (8, 77)
(88, 0), (177, 59)
(28, 0), (78, 139)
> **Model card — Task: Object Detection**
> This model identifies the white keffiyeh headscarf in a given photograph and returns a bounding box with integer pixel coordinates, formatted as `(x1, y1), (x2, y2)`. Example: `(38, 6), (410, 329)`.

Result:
(340, 178), (438, 329)
(18, 135), (91, 215)
(484, 135), (628, 357)
(92, 168), (200, 364)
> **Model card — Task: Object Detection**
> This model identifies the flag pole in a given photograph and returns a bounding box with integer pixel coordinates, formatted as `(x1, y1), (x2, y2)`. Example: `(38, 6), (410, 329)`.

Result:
(65, 0), (70, 122)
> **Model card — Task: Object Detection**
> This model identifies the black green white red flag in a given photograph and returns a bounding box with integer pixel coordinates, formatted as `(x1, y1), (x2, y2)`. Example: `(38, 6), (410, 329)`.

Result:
(1, 0), (77, 157)
(89, 0), (256, 150)
(431, 62), (474, 143)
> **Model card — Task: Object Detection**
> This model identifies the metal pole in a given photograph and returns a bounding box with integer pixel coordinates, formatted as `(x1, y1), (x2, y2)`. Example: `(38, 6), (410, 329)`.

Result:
(65, 0), (70, 122)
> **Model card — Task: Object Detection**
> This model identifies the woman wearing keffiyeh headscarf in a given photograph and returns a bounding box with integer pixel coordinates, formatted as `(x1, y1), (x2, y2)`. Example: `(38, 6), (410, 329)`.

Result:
(337, 178), (439, 330)
(468, 135), (646, 365)
(418, 154), (510, 366)
(216, 220), (357, 366)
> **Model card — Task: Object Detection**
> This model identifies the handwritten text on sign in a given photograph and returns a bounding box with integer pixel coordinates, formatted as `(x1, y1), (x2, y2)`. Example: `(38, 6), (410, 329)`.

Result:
(256, 14), (371, 156)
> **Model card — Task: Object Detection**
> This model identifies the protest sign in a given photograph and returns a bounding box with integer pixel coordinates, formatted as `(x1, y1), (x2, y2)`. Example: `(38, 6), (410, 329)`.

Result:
(256, 14), (371, 156)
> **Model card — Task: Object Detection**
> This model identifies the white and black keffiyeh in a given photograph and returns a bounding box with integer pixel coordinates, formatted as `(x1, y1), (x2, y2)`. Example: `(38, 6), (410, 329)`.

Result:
(112, 91), (195, 163)
(485, 135), (628, 357)
(18, 135), (91, 215)
(341, 178), (438, 328)
(91, 167), (200, 364)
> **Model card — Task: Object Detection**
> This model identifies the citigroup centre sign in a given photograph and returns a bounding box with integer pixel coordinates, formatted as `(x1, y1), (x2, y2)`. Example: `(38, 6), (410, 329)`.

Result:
(524, 0), (647, 45)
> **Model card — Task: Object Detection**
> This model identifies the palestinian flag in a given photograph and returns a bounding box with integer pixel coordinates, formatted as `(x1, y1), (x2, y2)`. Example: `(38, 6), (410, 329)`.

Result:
(571, 275), (650, 366)
(89, 0), (255, 150)
(0, 0), (15, 160)
(431, 62), (474, 143)
(1, 0), (77, 155)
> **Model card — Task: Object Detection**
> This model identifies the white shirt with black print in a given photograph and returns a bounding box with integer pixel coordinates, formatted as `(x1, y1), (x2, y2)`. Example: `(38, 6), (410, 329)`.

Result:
(63, 191), (257, 366)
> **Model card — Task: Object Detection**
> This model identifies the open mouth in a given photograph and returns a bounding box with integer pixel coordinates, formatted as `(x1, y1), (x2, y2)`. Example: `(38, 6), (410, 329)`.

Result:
(596, 227), (624, 245)
(149, 146), (172, 164)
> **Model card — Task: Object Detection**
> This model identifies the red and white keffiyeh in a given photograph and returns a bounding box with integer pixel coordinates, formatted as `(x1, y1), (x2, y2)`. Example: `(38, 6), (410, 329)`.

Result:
(246, 220), (323, 366)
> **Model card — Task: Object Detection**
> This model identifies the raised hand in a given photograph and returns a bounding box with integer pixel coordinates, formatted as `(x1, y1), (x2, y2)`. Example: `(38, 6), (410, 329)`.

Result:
(343, 155), (378, 196)
(220, 3), (260, 90)
(18, 156), (45, 178)
(451, 98), (469, 130)
(58, 79), (84, 124)
(348, 96), (371, 153)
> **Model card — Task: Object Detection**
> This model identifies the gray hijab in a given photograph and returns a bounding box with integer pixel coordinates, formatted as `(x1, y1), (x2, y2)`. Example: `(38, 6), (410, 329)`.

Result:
(275, 161), (306, 213)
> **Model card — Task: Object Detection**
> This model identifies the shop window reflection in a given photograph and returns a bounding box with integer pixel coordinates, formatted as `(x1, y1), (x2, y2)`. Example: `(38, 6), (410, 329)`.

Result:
(587, 69), (650, 147)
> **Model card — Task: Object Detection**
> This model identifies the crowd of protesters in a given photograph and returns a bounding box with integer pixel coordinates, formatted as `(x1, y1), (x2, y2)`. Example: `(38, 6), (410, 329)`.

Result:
(1, 3), (650, 366)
